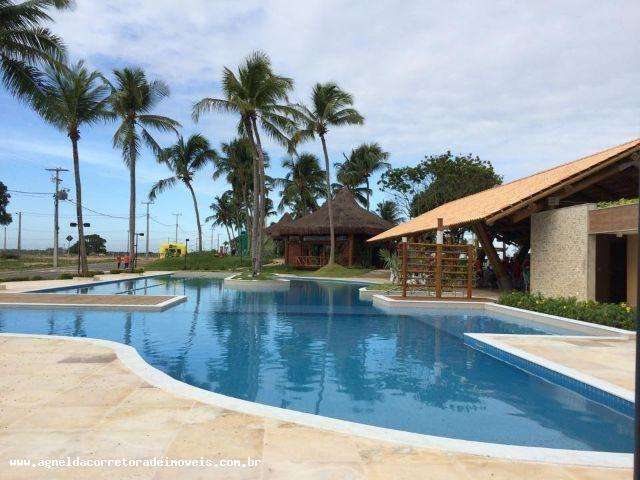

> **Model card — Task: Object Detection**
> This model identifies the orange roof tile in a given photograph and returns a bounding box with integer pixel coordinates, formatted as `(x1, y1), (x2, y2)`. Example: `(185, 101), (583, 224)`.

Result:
(368, 139), (640, 242)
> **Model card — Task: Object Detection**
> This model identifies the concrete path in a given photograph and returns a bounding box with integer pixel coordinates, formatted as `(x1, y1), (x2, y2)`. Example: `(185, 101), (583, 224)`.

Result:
(0, 335), (630, 479)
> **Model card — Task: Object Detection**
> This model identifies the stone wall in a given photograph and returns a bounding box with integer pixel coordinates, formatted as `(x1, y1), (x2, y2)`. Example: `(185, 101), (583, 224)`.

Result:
(530, 204), (596, 300)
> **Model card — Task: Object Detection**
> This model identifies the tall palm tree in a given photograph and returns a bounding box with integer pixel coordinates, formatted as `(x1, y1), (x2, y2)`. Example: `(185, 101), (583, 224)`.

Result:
(34, 61), (111, 274)
(376, 200), (403, 225)
(214, 138), (255, 243)
(276, 152), (325, 218)
(193, 51), (294, 276)
(0, 0), (70, 103)
(107, 67), (180, 270)
(340, 143), (390, 210)
(334, 155), (370, 207)
(149, 134), (216, 252)
(290, 83), (364, 264)
(207, 192), (234, 248)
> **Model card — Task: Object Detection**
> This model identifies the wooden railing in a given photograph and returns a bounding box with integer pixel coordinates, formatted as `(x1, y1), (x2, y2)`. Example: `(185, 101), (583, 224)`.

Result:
(400, 242), (475, 299)
(294, 255), (328, 268)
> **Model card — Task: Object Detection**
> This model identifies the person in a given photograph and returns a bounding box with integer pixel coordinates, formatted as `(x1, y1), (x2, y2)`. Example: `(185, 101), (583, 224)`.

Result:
(116, 255), (122, 270)
(123, 254), (130, 270)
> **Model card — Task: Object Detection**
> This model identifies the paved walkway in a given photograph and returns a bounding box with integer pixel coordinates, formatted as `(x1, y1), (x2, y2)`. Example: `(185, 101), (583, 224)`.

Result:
(494, 335), (634, 392)
(0, 336), (629, 479)
(0, 272), (172, 293)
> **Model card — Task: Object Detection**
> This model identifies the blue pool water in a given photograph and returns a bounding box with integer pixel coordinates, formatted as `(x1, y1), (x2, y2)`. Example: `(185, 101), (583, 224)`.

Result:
(0, 276), (632, 452)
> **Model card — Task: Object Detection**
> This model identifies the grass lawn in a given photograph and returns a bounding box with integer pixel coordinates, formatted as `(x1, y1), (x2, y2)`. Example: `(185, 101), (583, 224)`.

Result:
(146, 252), (375, 279)
(263, 263), (372, 278)
(146, 252), (252, 271)
(0, 254), (113, 271)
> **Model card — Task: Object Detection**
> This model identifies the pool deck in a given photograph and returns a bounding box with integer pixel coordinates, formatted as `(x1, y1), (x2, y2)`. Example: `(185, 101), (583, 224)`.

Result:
(476, 334), (634, 393)
(0, 335), (630, 479)
(0, 272), (186, 311)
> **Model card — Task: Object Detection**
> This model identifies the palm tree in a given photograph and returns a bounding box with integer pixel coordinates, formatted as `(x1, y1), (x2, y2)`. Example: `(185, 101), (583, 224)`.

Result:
(334, 155), (369, 207)
(214, 138), (255, 244)
(290, 83), (364, 265)
(341, 143), (390, 210)
(376, 200), (403, 225)
(276, 152), (325, 218)
(107, 67), (180, 270)
(193, 51), (295, 276)
(0, 0), (70, 103)
(207, 192), (234, 248)
(34, 61), (111, 274)
(149, 134), (216, 252)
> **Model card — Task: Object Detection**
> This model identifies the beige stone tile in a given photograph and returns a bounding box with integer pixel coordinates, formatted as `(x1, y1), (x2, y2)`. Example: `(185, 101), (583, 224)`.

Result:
(263, 461), (364, 480)
(456, 457), (576, 479)
(120, 387), (198, 409)
(164, 412), (265, 460)
(11, 405), (110, 431)
(263, 421), (361, 463)
(97, 403), (195, 432)
(362, 460), (468, 480)
(154, 462), (263, 480)
(566, 466), (632, 480)
(50, 385), (140, 408)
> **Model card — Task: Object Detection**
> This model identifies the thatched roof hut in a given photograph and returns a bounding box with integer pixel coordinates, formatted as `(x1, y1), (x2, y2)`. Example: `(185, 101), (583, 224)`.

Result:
(274, 189), (393, 237)
(265, 212), (293, 238)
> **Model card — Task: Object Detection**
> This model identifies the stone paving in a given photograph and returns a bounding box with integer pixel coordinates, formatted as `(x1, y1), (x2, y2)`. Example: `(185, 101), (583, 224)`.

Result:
(494, 335), (635, 392)
(0, 336), (630, 479)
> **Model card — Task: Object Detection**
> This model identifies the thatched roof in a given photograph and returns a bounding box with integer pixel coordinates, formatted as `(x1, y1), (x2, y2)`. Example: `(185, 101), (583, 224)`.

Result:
(273, 189), (393, 236)
(265, 212), (293, 237)
(369, 138), (640, 242)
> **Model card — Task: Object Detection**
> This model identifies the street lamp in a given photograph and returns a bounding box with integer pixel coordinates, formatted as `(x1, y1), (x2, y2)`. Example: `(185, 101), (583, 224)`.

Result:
(134, 233), (144, 269)
(184, 238), (190, 270)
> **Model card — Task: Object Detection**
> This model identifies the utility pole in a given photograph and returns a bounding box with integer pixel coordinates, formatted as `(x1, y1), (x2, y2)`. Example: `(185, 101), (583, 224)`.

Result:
(46, 167), (68, 268)
(141, 201), (153, 257)
(210, 226), (214, 251)
(172, 212), (181, 243)
(16, 211), (22, 256)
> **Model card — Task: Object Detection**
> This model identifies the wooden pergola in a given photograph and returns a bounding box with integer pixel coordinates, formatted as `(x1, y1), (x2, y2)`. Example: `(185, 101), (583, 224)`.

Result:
(368, 139), (640, 290)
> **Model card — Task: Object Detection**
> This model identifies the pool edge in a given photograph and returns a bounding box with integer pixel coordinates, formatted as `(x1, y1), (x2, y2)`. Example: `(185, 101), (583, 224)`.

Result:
(0, 332), (630, 468)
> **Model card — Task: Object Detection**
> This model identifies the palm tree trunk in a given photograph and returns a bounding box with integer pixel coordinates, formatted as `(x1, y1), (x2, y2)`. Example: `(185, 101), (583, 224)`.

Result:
(71, 136), (88, 275)
(251, 115), (267, 272)
(320, 134), (335, 265)
(186, 182), (203, 252)
(243, 117), (261, 276)
(366, 177), (370, 210)
(128, 132), (136, 272)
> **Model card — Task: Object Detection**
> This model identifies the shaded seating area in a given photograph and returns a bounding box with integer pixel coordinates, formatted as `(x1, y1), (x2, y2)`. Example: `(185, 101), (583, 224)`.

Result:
(269, 189), (393, 268)
(368, 139), (640, 304)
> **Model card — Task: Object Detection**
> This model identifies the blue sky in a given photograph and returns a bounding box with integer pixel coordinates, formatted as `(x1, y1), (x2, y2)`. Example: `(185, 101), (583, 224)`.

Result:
(2, 0), (639, 251)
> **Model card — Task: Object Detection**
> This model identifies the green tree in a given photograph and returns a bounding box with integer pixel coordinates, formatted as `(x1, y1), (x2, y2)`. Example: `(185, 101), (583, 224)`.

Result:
(193, 51), (294, 276)
(69, 234), (107, 255)
(149, 134), (217, 252)
(276, 152), (325, 218)
(107, 67), (180, 270)
(336, 143), (390, 210)
(376, 200), (403, 225)
(0, 181), (12, 225)
(207, 192), (235, 247)
(290, 83), (364, 264)
(34, 61), (111, 274)
(0, 0), (70, 103)
(379, 151), (502, 219)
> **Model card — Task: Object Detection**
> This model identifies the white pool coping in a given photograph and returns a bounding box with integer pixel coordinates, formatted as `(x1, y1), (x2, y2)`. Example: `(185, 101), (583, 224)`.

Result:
(465, 333), (634, 403)
(0, 331), (630, 468)
(223, 274), (291, 290)
(0, 294), (187, 311)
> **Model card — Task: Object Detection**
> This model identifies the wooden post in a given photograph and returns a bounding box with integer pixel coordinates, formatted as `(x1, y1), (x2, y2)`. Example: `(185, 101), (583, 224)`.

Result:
(473, 222), (513, 291)
(466, 244), (473, 299)
(435, 218), (443, 298)
(435, 244), (442, 298)
(348, 233), (354, 267)
(401, 239), (408, 298)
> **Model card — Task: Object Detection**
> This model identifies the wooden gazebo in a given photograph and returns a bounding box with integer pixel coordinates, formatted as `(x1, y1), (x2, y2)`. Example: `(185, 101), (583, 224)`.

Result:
(270, 189), (393, 268)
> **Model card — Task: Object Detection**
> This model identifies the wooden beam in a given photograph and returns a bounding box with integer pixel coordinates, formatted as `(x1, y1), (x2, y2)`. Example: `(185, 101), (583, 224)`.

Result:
(347, 234), (354, 267)
(473, 222), (513, 291)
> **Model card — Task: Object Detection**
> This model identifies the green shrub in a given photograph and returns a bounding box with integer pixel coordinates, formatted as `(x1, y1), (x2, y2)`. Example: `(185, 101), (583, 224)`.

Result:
(58, 273), (74, 280)
(109, 269), (122, 274)
(3, 275), (44, 282)
(498, 291), (634, 331)
(131, 268), (144, 273)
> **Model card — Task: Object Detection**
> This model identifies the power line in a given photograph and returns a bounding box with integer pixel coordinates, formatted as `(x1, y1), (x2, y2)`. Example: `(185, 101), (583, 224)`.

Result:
(63, 199), (145, 219)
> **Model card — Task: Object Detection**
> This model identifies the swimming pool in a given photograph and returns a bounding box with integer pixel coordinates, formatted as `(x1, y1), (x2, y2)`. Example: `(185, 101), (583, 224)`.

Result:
(0, 276), (632, 453)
